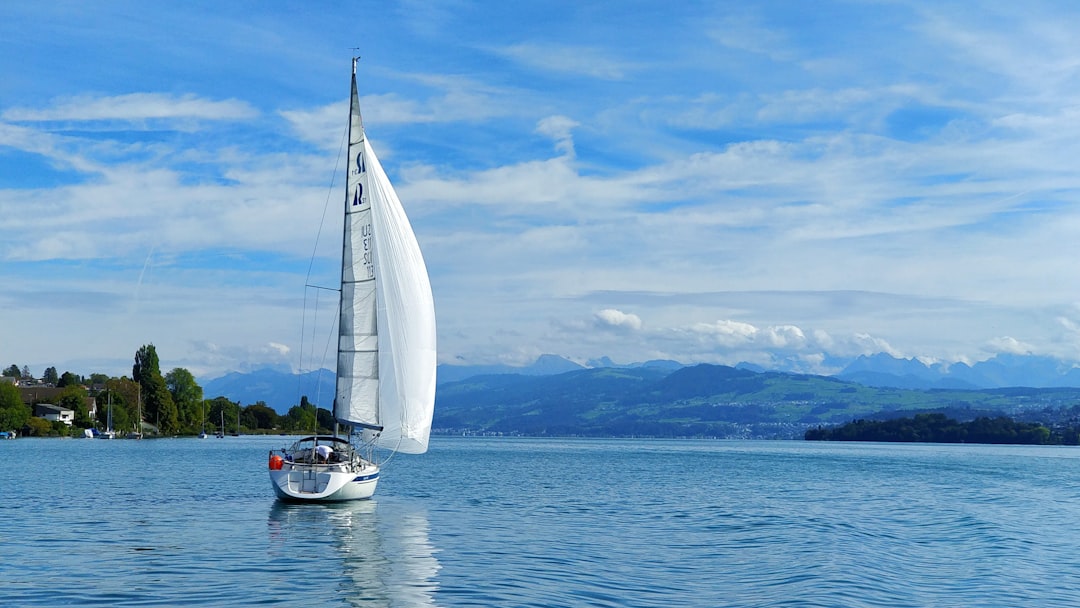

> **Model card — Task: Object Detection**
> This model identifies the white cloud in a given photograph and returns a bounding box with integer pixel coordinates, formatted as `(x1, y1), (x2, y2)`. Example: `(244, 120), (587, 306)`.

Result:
(688, 320), (759, 348)
(986, 336), (1034, 355)
(3, 93), (256, 122)
(761, 325), (807, 350)
(279, 78), (517, 153)
(280, 101), (345, 151)
(536, 115), (579, 158)
(496, 43), (632, 80)
(7, 2), (1080, 379)
(594, 309), (642, 331)
(707, 14), (795, 62)
(849, 334), (903, 358)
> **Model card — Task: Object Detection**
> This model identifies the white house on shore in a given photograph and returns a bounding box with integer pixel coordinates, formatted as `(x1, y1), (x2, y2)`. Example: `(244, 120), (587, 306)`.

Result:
(33, 404), (74, 426)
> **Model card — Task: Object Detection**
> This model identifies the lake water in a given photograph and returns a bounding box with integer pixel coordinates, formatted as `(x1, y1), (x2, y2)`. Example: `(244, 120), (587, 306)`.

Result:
(3, 437), (1080, 607)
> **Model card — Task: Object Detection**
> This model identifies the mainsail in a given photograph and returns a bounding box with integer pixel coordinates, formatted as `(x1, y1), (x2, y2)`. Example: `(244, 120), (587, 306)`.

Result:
(335, 61), (437, 455)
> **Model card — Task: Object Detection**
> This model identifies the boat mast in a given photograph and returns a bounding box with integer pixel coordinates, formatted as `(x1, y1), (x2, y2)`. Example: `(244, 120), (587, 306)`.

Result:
(333, 57), (359, 441)
(335, 55), (384, 444)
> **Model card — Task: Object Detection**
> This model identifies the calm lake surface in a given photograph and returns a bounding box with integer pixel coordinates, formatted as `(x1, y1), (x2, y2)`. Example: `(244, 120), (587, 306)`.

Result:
(3, 436), (1080, 607)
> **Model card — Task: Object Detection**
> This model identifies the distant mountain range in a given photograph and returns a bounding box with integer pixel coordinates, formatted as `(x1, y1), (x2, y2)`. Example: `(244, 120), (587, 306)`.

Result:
(435, 353), (685, 383)
(433, 363), (1080, 439)
(834, 353), (1080, 390)
(198, 353), (1080, 438)
(202, 367), (336, 413)
(434, 354), (587, 383)
(203, 355), (687, 412)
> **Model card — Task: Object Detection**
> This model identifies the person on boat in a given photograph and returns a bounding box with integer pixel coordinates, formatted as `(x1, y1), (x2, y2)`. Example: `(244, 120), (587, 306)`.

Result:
(315, 444), (334, 463)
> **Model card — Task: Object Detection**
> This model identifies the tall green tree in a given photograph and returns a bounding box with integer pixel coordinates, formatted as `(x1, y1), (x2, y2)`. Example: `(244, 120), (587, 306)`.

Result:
(132, 345), (160, 385)
(133, 344), (178, 434)
(107, 377), (140, 432)
(57, 386), (91, 427)
(43, 367), (58, 385)
(21, 365), (30, 379)
(24, 417), (51, 437)
(146, 378), (177, 433)
(165, 368), (203, 433)
(242, 402), (280, 430)
(3, 364), (20, 378)
(57, 371), (82, 388)
(0, 382), (30, 431)
(316, 407), (335, 431)
(96, 388), (130, 433)
(284, 397), (320, 432)
(206, 396), (240, 433)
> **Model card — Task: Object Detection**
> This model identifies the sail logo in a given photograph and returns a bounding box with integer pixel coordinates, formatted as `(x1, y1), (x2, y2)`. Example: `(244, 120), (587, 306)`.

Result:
(351, 151), (368, 207)
(361, 224), (374, 278)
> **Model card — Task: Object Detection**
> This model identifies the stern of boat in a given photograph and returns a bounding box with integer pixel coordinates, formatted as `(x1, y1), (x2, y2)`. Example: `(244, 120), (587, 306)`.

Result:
(268, 447), (379, 502)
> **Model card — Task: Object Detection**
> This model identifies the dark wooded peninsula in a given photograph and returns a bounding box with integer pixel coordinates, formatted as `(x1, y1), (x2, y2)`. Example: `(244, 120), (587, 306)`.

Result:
(804, 413), (1075, 445)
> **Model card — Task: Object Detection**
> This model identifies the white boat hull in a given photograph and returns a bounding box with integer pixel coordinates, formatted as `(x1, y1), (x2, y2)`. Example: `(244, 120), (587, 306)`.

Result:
(269, 465), (379, 501)
(268, 437), (380, 502)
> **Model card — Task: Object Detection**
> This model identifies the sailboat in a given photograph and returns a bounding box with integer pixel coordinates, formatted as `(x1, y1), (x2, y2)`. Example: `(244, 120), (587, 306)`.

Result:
(269, 58), (437, 502)
(197, 399), (207, 438)
(126, 385), (143, 439)
(98, 392), (116, 439)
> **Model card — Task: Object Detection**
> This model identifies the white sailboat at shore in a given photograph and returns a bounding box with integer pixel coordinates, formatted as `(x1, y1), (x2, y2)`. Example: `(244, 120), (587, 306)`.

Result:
(268, 58), (437, 502)
(98, 392), (116, 439)
(198, 399), (208, 438)
(126, 385), (143, 439)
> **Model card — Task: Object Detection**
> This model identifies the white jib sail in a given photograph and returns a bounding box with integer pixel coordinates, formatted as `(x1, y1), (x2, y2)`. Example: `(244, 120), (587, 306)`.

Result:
(336, 67), (437, 455)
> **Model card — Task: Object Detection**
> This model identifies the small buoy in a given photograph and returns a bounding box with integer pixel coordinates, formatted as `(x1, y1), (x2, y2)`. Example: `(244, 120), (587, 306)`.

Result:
(269, 454), (284, 470)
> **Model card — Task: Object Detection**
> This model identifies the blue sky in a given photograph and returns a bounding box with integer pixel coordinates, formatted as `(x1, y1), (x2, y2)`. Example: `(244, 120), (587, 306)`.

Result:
(4, 0), (1080, 381)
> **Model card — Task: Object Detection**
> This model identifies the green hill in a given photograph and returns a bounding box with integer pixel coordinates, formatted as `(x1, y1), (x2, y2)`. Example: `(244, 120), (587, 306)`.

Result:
(432, 364), (1080, 438)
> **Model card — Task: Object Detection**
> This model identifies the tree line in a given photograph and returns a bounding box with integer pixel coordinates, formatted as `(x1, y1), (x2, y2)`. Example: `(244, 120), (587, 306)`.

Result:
(0, 344), (335, 437)
(803, 413), (1080, 445)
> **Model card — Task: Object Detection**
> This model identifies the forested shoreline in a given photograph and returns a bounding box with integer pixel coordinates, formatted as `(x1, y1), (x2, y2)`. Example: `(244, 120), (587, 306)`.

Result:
(805, 413), (1080, 445)
(0, 345), (334, 438)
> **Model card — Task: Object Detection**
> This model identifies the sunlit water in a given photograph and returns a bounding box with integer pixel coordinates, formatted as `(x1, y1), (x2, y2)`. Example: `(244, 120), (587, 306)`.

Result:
(3, 436), (1080, 606)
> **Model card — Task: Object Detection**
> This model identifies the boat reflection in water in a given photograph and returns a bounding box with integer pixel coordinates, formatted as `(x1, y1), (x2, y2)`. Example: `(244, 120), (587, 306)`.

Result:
(267, 500), (439, 606)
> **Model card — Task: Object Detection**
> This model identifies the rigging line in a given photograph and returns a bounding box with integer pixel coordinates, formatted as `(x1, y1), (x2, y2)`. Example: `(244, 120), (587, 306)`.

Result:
(309, 288), (322, 409)
(296, 286), (313, 407)
(306, 289), (322, 436)
(376, 430), (405, 468)
(295, 287), (309, 406)
(310, 287), (320, 372)
(315, 292), (339, 420)
(318, 308), (339, 394)
(297, 120), (349, 408)
(305, 122), (349, 285)
(314, 283), (337, 412)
